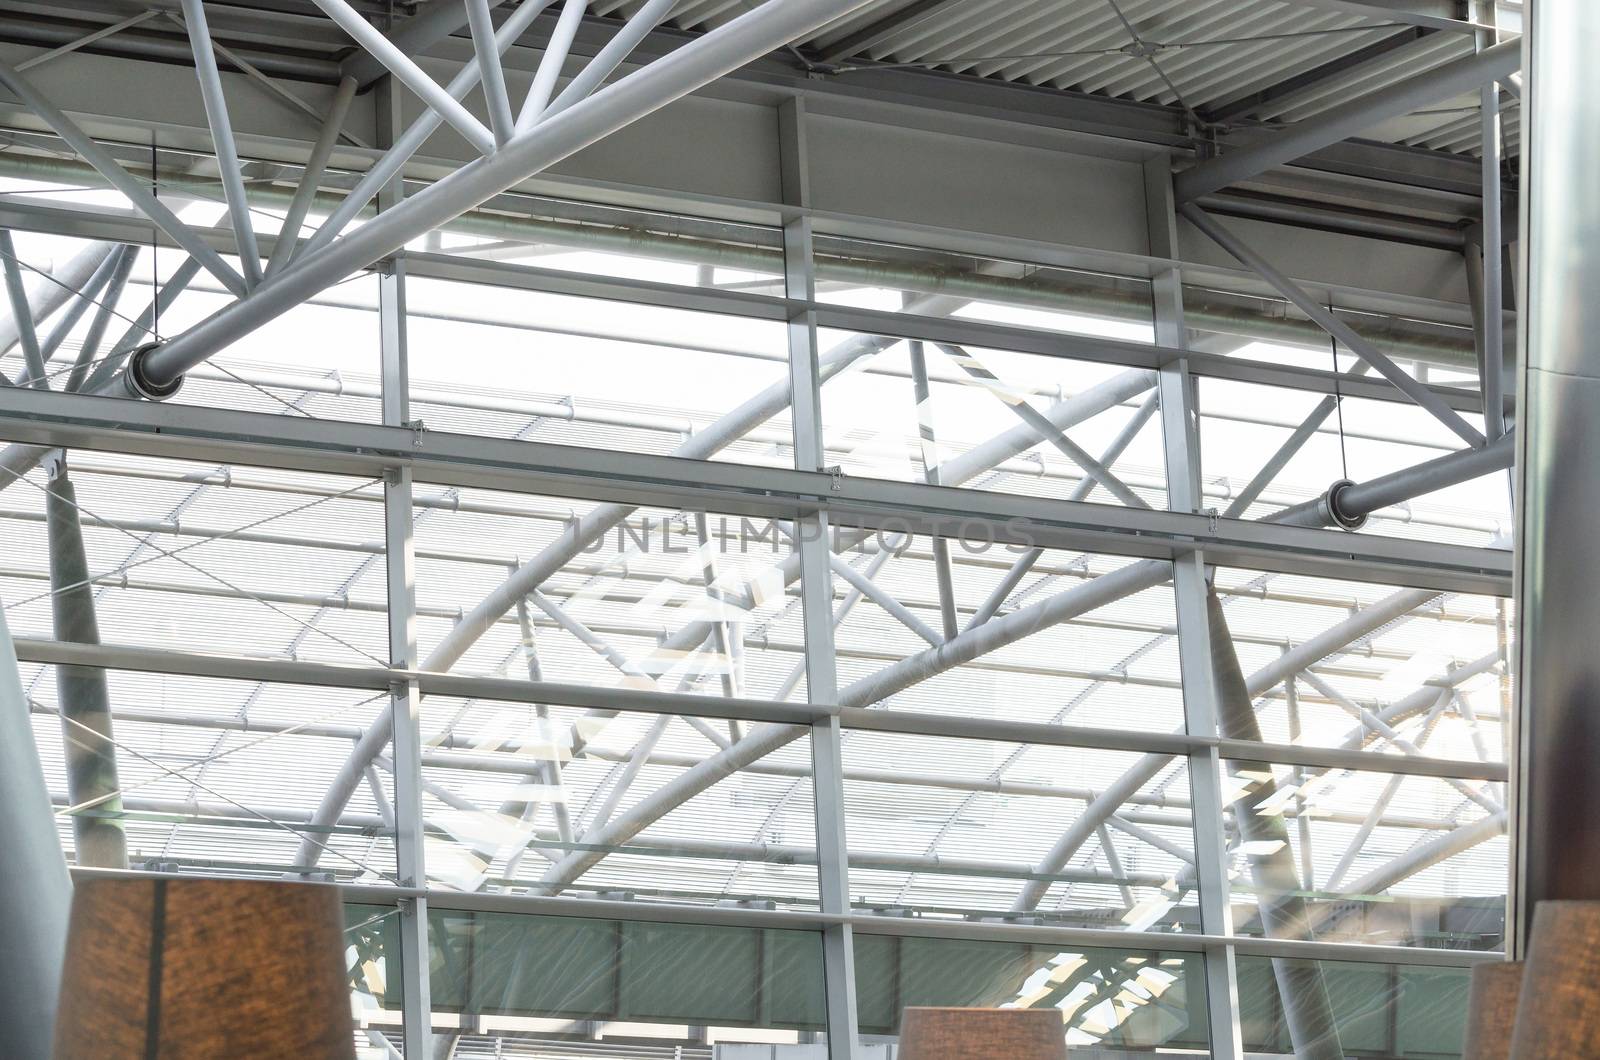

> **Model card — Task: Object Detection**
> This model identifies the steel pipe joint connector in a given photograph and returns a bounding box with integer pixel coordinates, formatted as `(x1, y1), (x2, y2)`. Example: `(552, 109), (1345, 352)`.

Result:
(1321, 478), (1368, 531)
(124, 342), (185, 402)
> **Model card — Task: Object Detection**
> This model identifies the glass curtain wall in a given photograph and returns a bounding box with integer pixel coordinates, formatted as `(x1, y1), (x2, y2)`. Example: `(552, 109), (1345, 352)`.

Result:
(0, 149), (1510, 1059)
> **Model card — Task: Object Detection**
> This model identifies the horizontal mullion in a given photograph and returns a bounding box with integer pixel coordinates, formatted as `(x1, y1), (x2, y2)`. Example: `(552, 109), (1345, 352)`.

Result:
(67, 868), (1505, 967)
(16, 637), (1507, 781)
(0, 191), (1483, 412)
(398, 251), (1486, 413)
(0, 389), (1511, 594)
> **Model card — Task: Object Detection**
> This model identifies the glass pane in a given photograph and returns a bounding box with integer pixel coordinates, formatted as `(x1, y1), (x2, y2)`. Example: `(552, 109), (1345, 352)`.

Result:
(1237, 955), (1474, 1058)
(855, 933), (1208, 1054)
(816, 328), (1165, 504)
(831, 539), (1184, 731)
(1223, 759), (1505, 950)
(20, 667), (395, 879)
(0, 452), (389, 666)
(412, 492), (804, 696)
(814, 235), (1156, 340)
(843, 732), (1196, 930)
(346, 903), (406, 1057)
(426, 909), (826, 1054)
(404, 276), (791, 463)
(1212, 568), (1511, 760)
(418, 695), (818, 907)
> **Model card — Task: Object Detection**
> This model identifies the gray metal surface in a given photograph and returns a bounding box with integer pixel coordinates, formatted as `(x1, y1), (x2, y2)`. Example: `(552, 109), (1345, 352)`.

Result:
(1513, 0), (1600, 953)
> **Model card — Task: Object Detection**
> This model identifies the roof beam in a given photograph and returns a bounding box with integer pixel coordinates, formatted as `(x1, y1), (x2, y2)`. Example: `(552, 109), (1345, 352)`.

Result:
(1175, 38), (1519, 202)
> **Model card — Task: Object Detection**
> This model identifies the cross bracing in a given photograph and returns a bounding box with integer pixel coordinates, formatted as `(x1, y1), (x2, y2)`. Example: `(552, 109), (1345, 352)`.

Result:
(0, 2), (1524, 1058)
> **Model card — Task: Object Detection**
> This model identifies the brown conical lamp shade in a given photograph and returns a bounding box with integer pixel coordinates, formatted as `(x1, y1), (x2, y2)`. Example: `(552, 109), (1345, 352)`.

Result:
(1508, 901), (1600, 1059)
(1463, 960), (1523, 1060)
(898, 1007), (1066, 1060)
(52, 878), (356, 1059)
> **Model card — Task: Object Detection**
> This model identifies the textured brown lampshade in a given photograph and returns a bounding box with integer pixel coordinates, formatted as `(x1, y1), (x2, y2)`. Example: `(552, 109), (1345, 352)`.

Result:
(898, 1006), (1066, 1060)
(1463, 960), (1523, 1060)
(52, 877), (356, 1059)
(1508, 901), (1600, 1059)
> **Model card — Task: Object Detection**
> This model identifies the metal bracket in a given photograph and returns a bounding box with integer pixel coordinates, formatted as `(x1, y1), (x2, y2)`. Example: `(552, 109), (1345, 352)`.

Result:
(40, 447), (67, 481)
(824, 464), (844, 492)
(403, 418), (426, 449)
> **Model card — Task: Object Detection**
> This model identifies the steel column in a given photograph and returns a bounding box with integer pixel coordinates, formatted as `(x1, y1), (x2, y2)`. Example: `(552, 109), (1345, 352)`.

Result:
(43, 457), (126, 869)
(1512, 0), (1600, 954)
(374, 78), (431, 1058)
(1475, 0), (1507, 442)
(782, 95), (860, 1059)
(1146, 152), (1243, 1060)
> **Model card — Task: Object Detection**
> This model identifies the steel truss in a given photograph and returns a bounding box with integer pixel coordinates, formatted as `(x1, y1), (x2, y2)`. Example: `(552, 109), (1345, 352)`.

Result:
(0, 4), (1522, 1058)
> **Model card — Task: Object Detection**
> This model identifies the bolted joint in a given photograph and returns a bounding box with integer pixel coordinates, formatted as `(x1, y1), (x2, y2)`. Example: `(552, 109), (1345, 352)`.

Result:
(123, 342), (185, 402)
(1321, 478), (1368, 531)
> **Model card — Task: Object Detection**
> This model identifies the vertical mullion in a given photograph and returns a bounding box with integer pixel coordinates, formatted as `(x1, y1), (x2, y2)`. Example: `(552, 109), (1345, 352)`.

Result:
(1474, 0), (1507, 444)
(1146, 152), (1243, 1060)
(781, 95), (860, 1059)
(376, 75), (432, 1059)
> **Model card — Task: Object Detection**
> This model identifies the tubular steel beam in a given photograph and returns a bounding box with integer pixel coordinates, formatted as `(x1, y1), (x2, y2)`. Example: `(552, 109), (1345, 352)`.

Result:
(1173, 39), (1520, 202)
(517, 0), (588, 133)
(1208, 591), (1343, 1060)
(133, 0), (878, 393)
(291, 0), (556, 265)
(178, 0), (262, 288)
(1274, 432), (1514, 529)
(0, 240), (115, 367)
(0, 56), (247, 298)
(313, 0), (496, 155)
(544, 0), (679, 120)
(265, 75), (357, 278)
(0, 230), (44, 387)
(466, 0), (516, 146)
(43, 459), (126, 870)
(339, 0), (509, 88)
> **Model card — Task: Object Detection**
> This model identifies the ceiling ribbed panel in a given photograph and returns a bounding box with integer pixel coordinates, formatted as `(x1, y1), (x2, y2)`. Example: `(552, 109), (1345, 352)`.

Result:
(585, 0), (1516, 157)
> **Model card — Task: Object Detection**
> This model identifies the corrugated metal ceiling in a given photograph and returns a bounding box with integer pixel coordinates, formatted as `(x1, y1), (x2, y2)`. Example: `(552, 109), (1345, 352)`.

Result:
(590, 0), (1518, 157)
